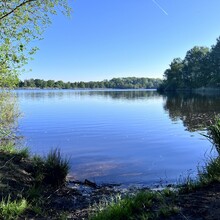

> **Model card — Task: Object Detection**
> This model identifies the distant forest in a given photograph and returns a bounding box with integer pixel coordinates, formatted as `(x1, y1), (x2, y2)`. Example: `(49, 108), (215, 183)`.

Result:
(18, 77), (162, 89)
(159, 36), (220, 91)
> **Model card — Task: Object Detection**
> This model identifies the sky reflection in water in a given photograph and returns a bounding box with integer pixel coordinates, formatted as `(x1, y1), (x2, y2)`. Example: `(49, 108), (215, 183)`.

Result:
(16, 90), (218, 186)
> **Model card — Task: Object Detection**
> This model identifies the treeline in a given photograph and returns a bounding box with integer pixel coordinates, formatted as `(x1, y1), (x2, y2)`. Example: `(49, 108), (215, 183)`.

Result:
(18, 77), (162, 89)
(159, 36), (220, 91)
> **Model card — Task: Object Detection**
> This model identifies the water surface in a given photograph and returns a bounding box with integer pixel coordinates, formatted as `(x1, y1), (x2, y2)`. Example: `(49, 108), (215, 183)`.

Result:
(16, 90), (218, 186)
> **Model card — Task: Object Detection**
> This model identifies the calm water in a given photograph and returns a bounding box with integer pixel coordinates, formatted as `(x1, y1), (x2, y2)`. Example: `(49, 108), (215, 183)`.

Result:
(16, 90), (219, 186)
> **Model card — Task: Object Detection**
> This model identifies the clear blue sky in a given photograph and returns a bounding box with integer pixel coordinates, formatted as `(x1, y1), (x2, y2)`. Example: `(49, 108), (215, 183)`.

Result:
(22, 0), (220, 82)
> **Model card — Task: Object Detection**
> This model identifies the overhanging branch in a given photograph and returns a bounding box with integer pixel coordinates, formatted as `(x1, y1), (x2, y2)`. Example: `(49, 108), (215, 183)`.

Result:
(0, 0), (37, 21)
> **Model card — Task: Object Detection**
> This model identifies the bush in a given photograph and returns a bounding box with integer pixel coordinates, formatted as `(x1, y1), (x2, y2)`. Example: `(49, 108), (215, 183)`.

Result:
(43, 149), (70, 187)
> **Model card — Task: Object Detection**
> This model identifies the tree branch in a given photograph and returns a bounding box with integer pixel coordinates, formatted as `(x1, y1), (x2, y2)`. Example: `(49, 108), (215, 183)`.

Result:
(0, 0), (37, 21)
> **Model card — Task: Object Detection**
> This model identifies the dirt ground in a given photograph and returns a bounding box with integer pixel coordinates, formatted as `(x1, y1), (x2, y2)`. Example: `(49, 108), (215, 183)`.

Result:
(169, 182), (220, 220)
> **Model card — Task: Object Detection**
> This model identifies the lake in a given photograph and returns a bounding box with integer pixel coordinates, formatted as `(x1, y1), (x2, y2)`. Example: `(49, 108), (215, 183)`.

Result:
(16, 90), (219, 186)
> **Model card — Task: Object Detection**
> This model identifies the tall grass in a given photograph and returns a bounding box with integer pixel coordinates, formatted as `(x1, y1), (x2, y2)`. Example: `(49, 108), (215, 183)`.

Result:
(199, 117), (220, 184)
(203, 117), (220, 154)
(43, 148), (70, 187)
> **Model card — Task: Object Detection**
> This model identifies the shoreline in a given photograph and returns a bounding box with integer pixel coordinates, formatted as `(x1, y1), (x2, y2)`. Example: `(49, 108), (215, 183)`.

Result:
(0, 147), (220, 219)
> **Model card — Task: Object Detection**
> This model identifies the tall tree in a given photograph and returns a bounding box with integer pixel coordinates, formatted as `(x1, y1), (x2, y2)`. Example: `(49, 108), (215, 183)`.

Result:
(208, 37), (220, 87)
(163, 58), (184, 90)
(0, 0), (71, 87)
(183, 46), (209, 88)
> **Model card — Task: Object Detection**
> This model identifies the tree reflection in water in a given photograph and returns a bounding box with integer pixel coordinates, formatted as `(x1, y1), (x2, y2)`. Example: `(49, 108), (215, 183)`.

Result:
(163, 92), (220, 131)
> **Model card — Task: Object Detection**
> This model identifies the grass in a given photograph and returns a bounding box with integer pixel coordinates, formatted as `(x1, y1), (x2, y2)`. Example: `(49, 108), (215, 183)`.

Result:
(0, 146), (70, 218)
(198, 156), (220, 184)
(0, 142), (29, 159)
(0, 196), (27, 220)
(178, 156), (220, 193)
(43, 148), (70, 187)
(25, 148), (70, 187)
(202, 116), (220, 154)
(90, 190), (179, 220)
(178, 117), (220, 193)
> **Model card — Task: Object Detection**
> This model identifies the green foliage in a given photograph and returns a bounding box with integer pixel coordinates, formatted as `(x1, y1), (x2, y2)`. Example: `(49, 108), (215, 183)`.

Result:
(203, 117), (220, 154)
(16, 147), (30, 159)
(178, 115), (220, 191)
(199, 156), (220, 184)
(178, 174), (201, 193)
(0, 142), (16, 153)
(26, 185), (42, 201)
(158, 205), (180, 218)
(30, 150), (69, 188)
(0, 141), (29, 159)
(43, 148), (70, 187)
(0, 92), (20, 144)
(18, 77), (163, 89)
(0, 196), (27, 220)
(29, 204), (42, 216)
(90, 190), (178, 220)
(179, 155), (220, 194)
(159, 37), (220, 91)
(0, 0), (71, 88)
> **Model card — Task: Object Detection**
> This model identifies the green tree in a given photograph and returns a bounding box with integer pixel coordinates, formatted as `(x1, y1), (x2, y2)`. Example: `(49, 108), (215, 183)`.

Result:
(183, 46), (209, 88)
(34, 79), (43, 88)
(47, 80), (55, 88)
(163, 58), (184, 90)
(0, 0), (71, 88)
(55, 80), (64, 88)
(26, 78), (35, 87)
(208, 37), (220, 86)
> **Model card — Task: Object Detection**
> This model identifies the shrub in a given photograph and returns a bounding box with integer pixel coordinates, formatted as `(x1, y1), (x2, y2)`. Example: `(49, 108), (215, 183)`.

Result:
(43, 148), (70, 187)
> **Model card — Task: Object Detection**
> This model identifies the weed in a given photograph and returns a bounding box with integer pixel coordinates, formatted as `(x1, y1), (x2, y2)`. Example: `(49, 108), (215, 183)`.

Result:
(0, 142), (29, 160)
(90, 190), (165, 220)
(16, 147), (29, 159)
(31, 155), (45, 182)
(203, 116), (220, 154)
(0, 196), (27, 220)
(43, 148), (70, 187)
(26, 185), (42, 201)
(160, 187), (176, 197)
(159, 205), (180, 217)
(0, 142), (15, 153)
(29, 204), (42, 215)
(198, 156), (220, 184)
